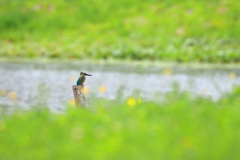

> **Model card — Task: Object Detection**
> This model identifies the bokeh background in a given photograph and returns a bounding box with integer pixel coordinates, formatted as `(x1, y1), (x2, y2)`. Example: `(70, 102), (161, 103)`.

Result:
(0, 0), (239, 62)
(0, 1), (240, 159)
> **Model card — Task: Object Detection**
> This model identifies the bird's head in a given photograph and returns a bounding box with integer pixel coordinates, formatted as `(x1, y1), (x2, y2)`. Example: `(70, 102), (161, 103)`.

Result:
(80, 72), (92, 76)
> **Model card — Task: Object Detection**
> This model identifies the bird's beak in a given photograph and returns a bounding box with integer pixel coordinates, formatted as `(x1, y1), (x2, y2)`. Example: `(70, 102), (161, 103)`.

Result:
(86, 74), (92, 76)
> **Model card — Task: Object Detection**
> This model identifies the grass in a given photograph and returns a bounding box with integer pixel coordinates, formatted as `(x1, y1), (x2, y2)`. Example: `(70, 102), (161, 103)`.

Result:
(1, 87), (240, 159)
(0, 0), (239, 62)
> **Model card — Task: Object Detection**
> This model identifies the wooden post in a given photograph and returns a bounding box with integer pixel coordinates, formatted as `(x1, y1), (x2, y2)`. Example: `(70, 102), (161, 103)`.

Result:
(72, 85), (86, 107)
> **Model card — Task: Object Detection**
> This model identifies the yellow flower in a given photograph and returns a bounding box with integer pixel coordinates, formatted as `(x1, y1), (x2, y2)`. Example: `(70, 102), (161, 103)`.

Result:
(69, 75), (77, 82)
(229, 72), (236, 79)
(68, 98), (75, 106)
(0, 90), (6, 97)
(99, 86), (106, 93)
(163, 68), (172, 76)
(9, 92), (17, 100)
(82, 87), (90, 94)
(127, 98), (137, 108)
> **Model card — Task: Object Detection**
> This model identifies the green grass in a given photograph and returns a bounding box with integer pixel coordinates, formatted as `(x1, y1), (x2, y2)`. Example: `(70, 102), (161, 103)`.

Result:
(1, 87), (240, 159)
(0, 0), (239, 62)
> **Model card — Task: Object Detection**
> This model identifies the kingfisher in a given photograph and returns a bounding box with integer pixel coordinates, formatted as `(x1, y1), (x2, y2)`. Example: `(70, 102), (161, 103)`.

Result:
(76, 72), (92, 85)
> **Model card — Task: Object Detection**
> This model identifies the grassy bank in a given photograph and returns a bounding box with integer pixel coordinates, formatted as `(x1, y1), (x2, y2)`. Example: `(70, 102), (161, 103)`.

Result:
(0, 0), (239, 62)
(0, 87), (240, 159)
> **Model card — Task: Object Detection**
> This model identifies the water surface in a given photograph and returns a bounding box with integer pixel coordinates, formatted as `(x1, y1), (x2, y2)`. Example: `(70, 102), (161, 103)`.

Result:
(0, 62), (239, 111)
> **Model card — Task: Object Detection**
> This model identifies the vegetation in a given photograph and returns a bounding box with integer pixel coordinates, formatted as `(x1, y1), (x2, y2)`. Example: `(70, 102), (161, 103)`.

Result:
(1, 87), (240, 159)
(0, 0), (239, 62)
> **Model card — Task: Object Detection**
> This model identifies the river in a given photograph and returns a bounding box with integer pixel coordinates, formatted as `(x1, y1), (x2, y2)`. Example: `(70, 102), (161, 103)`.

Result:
(0, 61), (239, 111)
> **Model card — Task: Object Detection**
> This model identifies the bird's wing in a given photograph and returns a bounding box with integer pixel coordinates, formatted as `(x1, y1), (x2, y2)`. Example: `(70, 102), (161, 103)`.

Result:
(76, 76), (83, 85)
(76, 76), (85, 85)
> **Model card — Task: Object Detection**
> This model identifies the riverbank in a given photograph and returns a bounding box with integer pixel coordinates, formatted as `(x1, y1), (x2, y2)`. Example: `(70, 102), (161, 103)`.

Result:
(1, 58), (240, 70)
(1, 0), (239, 62)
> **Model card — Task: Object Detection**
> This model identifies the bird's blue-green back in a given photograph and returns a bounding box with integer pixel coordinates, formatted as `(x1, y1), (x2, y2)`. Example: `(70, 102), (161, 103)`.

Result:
(76, 76), (85, 85)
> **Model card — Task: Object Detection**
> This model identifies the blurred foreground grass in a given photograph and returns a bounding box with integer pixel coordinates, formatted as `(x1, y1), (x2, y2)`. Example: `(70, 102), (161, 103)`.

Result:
(1, 87), (240, 159)
(0, 0), (240, 62)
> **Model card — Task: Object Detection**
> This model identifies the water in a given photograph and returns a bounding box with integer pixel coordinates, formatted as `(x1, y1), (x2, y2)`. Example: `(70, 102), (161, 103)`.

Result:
(0, 62), (239, 111)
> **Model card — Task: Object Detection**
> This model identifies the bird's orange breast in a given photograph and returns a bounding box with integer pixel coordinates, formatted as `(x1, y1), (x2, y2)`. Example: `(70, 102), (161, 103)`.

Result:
(81, 77), (86, 85)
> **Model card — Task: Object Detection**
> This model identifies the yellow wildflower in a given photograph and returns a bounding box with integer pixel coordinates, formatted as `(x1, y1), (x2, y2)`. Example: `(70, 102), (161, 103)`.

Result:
(99, 86), (107, 93)
(69, 75), (77, 82)
(9, 92), (17, 100)
(82, 87), (90, 94)
(127, 97), (137, 108)
(0, 90), (6, 97)
(68, 98), (75, 106)
(163, 68), (172, 76)
(229, 72), (236, 79)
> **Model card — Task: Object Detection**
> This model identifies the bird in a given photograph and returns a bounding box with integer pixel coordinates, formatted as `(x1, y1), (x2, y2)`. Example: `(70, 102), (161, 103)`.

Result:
(76, 72), (92, 85)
